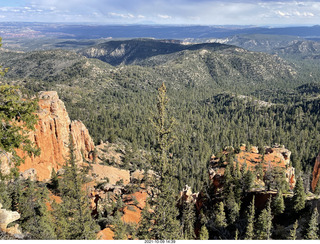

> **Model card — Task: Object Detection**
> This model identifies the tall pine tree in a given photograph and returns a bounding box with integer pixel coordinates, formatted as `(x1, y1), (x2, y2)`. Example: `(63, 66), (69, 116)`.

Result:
(305, 208), (319, 240)
(142, 83), (181, 240)
(245, 196), (255, 240)
(293, 177), (306, 212)
(54, 135), (98, 240)
(256, 198), (273, 240)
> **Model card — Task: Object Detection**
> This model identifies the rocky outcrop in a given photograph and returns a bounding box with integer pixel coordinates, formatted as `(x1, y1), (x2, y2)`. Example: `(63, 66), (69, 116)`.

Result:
(91, 164), (130, 185)
(122, 191), (148, 224)
(0, 152), (12, 176)
(97, 227), (114, 240)
(17, 91), (95, 181)
(311, 151), (320, 192)
(209, 144), (296, 190)
(179, 185), (199, 205)
(0, 203), (22, 236)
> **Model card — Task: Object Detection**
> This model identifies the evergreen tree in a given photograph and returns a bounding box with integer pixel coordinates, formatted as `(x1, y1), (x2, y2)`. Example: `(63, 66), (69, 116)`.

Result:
(181, 202), (196, 239)
(225, 188), (240, 225)
(51, 200), (68, 240)
(245, 196), (255, 240)
(48, 168), (59, 195)
(199, 225), (209, 240)
(289, 220), (298, 240)
(0, 180), (11, 209)
(113, 210), (127, 240)
(137, 201), (152, 239)
(214, 201), (227, 228)
(0, 84), (39, 173)
(18, 179), (56, 239)
(293, 177), (306, 212)
(272, 190), (285, 215)
(55, 136), (98, 240)
(145, 83), (181, 240)
(256, 198), (273, 240)
(305, 208), (319, 240)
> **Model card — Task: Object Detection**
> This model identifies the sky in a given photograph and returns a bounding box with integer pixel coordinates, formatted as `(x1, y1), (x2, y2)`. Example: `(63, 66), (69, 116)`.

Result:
(0, 0), (319, 26)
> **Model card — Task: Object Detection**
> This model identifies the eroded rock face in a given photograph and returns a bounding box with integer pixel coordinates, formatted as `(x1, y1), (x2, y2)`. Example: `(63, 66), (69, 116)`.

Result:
(17, 91), (95, 181)
(0, 203), (21, 236)
(0, 152), (12, 176)
(311, 151), (320, 192)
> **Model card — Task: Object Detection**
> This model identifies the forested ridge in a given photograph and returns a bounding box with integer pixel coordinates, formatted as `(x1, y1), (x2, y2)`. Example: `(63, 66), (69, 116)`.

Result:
(1, 38), (320, 240)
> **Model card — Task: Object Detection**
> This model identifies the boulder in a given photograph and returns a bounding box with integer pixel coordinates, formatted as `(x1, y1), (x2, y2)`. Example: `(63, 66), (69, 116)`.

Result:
(19, 168), (37, 181)
(97, 227), (114, 240)
(0, 203), (21, 234)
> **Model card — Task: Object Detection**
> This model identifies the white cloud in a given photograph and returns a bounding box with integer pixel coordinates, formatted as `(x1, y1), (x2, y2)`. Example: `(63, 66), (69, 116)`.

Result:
(109, 12), (135, 19)
(1, 0), (320, 25)
(158, 14), (171, 19)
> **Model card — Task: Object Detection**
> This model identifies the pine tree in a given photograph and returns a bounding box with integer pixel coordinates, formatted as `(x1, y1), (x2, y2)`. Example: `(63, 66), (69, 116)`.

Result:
(0, 179), (11, 209)
(245, 196), (255, 240)
(181, 202), (196, 239)
(137, 201), (152, 239)
(293, 177), (306, 212)
(225, 188), (240, 225)
(55, 135), (99, 240)
(18, 179), (56, 239)
(199, 225), (209, 240)
(289, 220), (298, 240)
(243, 169), (254, 192)
(272, 190), (285, 215)
(51, 200), (68, 239)
(256, 198), (273, 240)
(113, 210), (127, 240)
(145, 83), (181, 240)
(0, 84), (39, 173)
(305, 208), (319, 240)
(49, 168), (59, 194)
(214, 201), (227, 228)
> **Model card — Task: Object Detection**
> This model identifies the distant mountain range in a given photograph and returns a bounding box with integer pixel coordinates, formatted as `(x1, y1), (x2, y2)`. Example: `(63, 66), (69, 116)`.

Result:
(1, 22), (320, 40)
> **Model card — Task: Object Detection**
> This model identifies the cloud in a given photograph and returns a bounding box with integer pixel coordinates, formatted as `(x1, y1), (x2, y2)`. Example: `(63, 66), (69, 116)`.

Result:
(158, 14), (171, 19)
(1, 0), (320, 25)
(109, 12), (135, 19)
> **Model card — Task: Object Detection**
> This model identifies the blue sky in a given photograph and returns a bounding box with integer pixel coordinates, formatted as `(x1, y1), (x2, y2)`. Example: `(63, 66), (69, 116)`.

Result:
(0, 0), (319, 25)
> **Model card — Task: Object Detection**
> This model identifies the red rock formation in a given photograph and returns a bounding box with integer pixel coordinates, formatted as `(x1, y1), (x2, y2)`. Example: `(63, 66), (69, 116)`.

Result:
(209, 145), (296, 190)
(17, 91), (95, 181)
(121, 191), (148, 224)
(311, 151), (320, 192)
(97, 227), (114, 240)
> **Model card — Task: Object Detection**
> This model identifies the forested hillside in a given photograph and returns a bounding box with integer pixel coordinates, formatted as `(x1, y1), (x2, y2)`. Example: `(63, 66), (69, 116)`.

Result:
(1, 37), (320, 240)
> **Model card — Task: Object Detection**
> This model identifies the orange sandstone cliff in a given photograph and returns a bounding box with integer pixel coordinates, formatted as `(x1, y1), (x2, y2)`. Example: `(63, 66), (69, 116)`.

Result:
(17, 91), (95, 181)
(311, 151), (320, 192)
